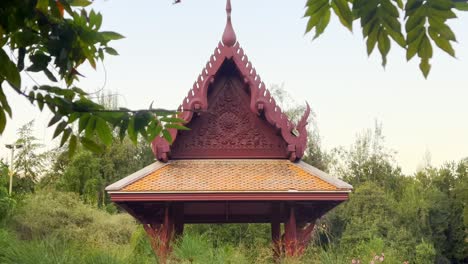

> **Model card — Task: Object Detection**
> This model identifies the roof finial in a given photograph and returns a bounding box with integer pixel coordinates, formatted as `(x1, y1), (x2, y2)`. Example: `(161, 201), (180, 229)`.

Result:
(222, 0), (237, 47)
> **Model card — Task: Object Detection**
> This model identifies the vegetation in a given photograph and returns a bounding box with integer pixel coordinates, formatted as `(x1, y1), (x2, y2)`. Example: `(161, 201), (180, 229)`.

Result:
(305, 0), (468, 77)
(0, 0), (185, 158)
(0, 1), (466, 263)
(0, 117), (464, 263)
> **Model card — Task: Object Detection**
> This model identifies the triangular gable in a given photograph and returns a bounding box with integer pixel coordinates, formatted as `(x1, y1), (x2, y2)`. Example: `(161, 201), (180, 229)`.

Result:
(152, 0), (310, 162)
(152, 41), (310, 162)
(171, 61), (289, 159)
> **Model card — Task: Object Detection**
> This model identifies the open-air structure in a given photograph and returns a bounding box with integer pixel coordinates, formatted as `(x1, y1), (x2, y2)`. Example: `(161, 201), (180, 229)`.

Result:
(106, 0), (352, 260)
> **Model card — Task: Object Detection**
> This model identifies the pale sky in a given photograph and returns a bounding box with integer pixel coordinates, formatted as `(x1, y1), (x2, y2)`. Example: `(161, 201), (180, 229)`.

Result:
(1, 0), (467, 174)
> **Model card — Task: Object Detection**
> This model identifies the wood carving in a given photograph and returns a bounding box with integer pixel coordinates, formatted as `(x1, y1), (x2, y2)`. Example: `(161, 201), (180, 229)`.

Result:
(171, 70), (288, 159)
(152, 41), (310, 162)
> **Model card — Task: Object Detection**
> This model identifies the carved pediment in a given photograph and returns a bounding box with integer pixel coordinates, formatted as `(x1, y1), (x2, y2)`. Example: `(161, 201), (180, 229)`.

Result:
(171, 67), (288, 159)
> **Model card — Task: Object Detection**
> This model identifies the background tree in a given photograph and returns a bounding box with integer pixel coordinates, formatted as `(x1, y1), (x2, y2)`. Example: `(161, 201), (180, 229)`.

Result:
(13, 121), (47, 182)
(270, 84), (329, 171)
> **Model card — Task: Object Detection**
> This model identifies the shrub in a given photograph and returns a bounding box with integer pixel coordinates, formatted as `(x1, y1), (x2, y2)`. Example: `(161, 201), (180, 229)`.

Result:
(12, 190), (136, 247)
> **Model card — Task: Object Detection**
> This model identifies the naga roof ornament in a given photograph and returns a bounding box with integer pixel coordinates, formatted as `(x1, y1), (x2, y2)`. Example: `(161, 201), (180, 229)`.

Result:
(152, 0), (310, 162)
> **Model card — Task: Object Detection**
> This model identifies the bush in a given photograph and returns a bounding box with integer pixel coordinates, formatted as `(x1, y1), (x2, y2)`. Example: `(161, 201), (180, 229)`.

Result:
(12, 190), (136, 247)
(0, 187), (15, 224)
(415, 240), (436, 264)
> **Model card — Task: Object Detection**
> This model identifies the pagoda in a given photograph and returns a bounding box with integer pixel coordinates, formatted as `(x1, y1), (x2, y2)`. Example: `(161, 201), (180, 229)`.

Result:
(106, 0), (352, 260)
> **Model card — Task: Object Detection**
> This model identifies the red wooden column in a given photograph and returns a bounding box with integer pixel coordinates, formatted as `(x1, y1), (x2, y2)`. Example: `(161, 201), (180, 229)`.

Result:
(271, 202), (281, 259)
(142, 204), (175, 263)
(284, 203), (298, 257)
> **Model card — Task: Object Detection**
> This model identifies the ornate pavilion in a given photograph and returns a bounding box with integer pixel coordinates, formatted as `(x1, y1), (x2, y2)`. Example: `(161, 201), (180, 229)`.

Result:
(106, 0), (352, 260)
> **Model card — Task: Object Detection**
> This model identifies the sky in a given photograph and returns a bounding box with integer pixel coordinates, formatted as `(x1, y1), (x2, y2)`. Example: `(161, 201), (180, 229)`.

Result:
(1, 0), (467, 174)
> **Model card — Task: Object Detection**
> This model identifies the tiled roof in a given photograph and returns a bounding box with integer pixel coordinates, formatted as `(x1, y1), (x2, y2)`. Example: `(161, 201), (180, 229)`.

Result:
(112, 160), (351, 193)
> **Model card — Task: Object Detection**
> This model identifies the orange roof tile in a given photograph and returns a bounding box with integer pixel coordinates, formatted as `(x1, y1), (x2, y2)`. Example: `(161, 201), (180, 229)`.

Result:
(119, 160), (346, 193)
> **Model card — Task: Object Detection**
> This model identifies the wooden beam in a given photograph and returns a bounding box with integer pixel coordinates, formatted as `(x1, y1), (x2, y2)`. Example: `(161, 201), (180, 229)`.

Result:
(110, 192), (350, 202)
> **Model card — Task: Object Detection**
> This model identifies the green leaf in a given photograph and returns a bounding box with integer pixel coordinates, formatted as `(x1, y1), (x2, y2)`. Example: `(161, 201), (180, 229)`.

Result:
(406, 26), (425, 44)
(80, 137), (104, 153)
(68, 134), (77, 158)
(381, 0), (400, 17)
(162, 129), (173, 144)
(428, 0), (453, 11)
(68, 112), (80, 123)
(160, 117), (186, 123)
(314, 9), (331, 39)
(53, 121), (67, 139)
(366, 27), (380, 55)
(407, 42), (420, 61)
(36, 0), (49, 13)
(393, 0), (403, 9)
(95, 118), (113, 146)
(69, 0), (92, 7)
(28, 91), (35, 104)
(304, 0), (329, 17)
(89, 10), (103, 29)
(44, 69), (58, 82)
(127, 117), (137, 144)
(0, 49), (21, 89)
(100, 31), (125, 41)
(405, 15), (425, 33)
(387, 28), (406, 47)
(27, 53), (51, 72)
(418, 34), (433, 59)
(428, 17), (456, 41)
(17, 48), (25, 71)
(148, 123), (163, 141)
(118, 118), (129, 142)
(78, 114), (90, 133)
(0, 87), (12, 117)
(72, 87), (88, 96)
(165, 124), (190, 131)
(48, 114), (63, 127)
(377, 30), (391, 66)
(84, 116), (96, 138)
(0, 109), (6, 134)
(428, 27), (455, 57)
(331, 0), (353, 31)
(104, 47), (119, 56)
(60, 128), (72, 147)
(36, 93), (44, 110)
(419, 58), (431, 78)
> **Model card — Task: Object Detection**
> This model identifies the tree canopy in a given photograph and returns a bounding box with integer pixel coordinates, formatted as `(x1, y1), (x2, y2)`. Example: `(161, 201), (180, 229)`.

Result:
(304, 0), (468, 77)
(0, 0), (185, 157)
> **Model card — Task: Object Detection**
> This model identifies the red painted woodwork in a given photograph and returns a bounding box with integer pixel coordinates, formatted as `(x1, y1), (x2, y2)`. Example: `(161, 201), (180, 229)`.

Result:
(110, 0), (351, 261)
(109, 192), (349, 202)
(151, 10), (311, 162)
(142, 204), (174, 263)
(271, 203), (281, 259)
(222, 0), (236, 47)
(284, 204), (298, 256)
(170, 64), (289, 159)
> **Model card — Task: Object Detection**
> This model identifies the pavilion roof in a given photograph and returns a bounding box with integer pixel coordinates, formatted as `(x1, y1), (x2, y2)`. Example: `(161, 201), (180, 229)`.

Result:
(151, 1), (310, 162)
(106, 160), (352, 193)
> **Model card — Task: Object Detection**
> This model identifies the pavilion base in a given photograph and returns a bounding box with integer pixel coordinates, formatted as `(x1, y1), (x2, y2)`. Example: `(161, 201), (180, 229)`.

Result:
(117, 199), (344, 261)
